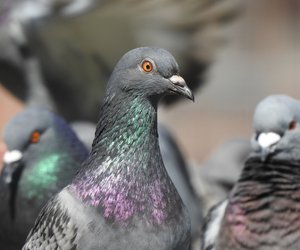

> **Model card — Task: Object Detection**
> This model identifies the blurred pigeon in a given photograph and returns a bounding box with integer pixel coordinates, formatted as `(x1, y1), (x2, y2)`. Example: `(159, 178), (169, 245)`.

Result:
(197, 139), (251, 212)
(0, 0), (104, 119)
(11, 0), (243, 121)
(158, 124), (203, 245)
(0, 107), (88, 250)
(0, 141), (6, 172)
(202, 95), (300, 250)
(0, 0), (54, 109)
(23, 47), (193, 249)
(70, 121), (96, 151)
(0, 0), (96, 110)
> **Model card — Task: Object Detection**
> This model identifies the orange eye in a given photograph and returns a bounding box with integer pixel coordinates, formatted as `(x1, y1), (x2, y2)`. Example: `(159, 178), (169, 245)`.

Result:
(30, 131), (41, 143)
(141, 60), (153, 73)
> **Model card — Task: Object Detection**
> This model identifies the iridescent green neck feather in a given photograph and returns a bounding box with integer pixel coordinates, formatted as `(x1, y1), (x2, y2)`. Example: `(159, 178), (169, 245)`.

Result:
(72, 94), (182, 224)
(19, 119), (88, 201)
(91, 94), (158, 160)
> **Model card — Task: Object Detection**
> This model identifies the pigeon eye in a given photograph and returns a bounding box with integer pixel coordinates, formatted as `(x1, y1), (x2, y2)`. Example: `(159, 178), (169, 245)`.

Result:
(141, 60), (153, 73)
(30, 131), (41, 143)
(289, 120), (297, 130)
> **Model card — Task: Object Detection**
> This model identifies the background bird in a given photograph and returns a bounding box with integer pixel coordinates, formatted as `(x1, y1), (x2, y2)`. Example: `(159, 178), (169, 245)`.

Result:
(0, 0), (243, 121)
(0, 107), (88, 250)
(202, 95), (300, 250)
(23, 47), (193, 250)
(158, 124), (203, 247)
(196, 138), (251, 212)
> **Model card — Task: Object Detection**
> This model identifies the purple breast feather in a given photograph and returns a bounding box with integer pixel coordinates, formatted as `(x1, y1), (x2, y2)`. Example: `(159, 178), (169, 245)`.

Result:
(72, 177), (168, 225)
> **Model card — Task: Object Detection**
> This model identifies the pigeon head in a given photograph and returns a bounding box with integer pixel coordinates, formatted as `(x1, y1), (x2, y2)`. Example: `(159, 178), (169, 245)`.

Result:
(2, 108), (54, 184)
(106, 47), (194, 102)
(2, 107), (88, 219)
(251, 95), (300, 161)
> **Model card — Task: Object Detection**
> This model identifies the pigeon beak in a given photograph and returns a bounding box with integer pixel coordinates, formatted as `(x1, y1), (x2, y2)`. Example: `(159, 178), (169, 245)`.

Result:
(2, 150), (23, 184)
(257, 132), (281, 161)
(168, 75), (194, 101)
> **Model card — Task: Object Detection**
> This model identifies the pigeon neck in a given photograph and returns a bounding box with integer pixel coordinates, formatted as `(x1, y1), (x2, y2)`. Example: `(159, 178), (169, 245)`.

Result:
(231, 157), (300, 206)
(239, 157), (300, 183)
(91, 93), (159, 157)
(71, 94), (182, 225)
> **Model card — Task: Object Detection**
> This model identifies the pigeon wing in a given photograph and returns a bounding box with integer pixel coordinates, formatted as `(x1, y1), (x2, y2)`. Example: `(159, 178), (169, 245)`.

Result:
(23, 195), (78, 250)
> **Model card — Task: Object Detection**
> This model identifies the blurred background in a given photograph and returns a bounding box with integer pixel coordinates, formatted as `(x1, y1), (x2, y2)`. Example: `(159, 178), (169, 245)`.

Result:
(1, 0), (300, 167)
(1, 2), (300, 249)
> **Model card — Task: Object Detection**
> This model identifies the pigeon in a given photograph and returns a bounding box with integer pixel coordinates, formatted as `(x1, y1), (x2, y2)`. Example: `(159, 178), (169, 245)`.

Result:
(201, 95), (300, 250)
(23, 47), (193, 250)
(0, 107), (88, 250)
(0, 6), (55, 110)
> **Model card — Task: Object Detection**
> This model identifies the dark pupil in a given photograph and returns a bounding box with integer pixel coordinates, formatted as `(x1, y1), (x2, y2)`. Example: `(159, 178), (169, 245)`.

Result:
(146, 64), (150, 69)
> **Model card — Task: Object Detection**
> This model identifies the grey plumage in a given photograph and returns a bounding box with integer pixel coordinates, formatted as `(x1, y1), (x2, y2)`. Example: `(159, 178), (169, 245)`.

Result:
(70, 121), (96, 151)
(70, 121), (204, 244)
(198, 139), (251, 212)
(202, 95), (300, 250)
(23, 47), (193, 250)
(158, 124), (203, 245)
